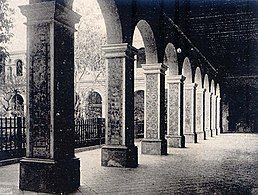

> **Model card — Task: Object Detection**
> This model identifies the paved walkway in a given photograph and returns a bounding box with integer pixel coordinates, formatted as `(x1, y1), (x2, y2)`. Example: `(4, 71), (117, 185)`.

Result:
(0, 133), (257, 194)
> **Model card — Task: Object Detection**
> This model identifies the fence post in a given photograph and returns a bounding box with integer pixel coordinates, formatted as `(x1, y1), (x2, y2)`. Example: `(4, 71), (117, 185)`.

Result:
(17, 117), (23, 151)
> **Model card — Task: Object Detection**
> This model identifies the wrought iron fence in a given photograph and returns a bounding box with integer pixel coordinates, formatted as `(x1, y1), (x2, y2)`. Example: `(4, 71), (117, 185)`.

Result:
(74, 118), (105, 148)
(0, 117), (148, 161)
(134, 120), (144, 138)
(0, 117), (26, 161)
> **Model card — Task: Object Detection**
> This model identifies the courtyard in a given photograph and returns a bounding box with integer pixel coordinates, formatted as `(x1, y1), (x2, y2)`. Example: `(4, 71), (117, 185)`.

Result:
(0, 133), (257, 194)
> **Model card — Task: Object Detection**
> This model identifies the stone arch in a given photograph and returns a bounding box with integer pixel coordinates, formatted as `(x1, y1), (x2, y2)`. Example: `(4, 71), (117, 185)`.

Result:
(211, 80), (215, 93)
(194, 67), (202, 88)
(204, 74), (209, 90)
(182, 57), (192, 84)
(164, 43), (178, 76)
(68, 0), (123, 43)
(134, 20), (158, 64)
(216, 83), (221, 97)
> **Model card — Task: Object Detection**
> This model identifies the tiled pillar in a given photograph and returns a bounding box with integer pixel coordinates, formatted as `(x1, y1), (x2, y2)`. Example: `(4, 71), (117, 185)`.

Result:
(217, 97), (221, 134)
(210, 93), (216, 137)
(196, 88), (206, 140)
(205, 92), (212, 137)
(211, 93), (217, 136)
(19, 2), (81, 193)
(141, 63), (168, 155)
(101, 43), (138, 168)
(184, 83), (198, 143)
(166, 75), (185, 148)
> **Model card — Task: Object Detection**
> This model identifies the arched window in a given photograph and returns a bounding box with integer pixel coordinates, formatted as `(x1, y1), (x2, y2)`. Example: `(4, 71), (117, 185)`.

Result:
(16, 60), (23, 76)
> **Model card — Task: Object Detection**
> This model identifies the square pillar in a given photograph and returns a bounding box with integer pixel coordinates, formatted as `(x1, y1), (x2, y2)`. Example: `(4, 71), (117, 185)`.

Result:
(166, 75), (186, 148)
(101, 43), (138, 168)
(141, 63), (168, 155)
(184, 83), (198, 143)
(213, 95), (218, 136)
(205, 92), (212, 137)
(196, 88), (206, 140)
(211, 94), (217, 136)
(19, 2), (81, 193)
(216, 97), (221, 134)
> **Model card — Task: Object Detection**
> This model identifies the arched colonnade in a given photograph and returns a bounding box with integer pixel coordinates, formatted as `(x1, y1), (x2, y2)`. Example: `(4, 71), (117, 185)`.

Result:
(19, 0), (222, 193)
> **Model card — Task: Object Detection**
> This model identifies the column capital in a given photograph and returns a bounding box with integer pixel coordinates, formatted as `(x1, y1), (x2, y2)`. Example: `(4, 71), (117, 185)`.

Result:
(185, 83), (198, 90)
(19, 2), (81, 29)
(167, 75), (186, 84)
(102, 43), (137, 59)
(142, 63), (168, 75)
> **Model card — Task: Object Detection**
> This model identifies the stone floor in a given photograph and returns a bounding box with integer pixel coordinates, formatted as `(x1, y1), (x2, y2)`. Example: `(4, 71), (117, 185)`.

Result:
(0, 133), (257, 194)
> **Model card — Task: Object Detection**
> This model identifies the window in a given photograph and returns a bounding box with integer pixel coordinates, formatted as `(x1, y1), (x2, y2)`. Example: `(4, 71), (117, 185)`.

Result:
(16, 60), (23, 76)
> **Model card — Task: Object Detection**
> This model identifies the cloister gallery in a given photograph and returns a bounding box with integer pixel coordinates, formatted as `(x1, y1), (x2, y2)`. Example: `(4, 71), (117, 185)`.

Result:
(1, 0), (256, 194)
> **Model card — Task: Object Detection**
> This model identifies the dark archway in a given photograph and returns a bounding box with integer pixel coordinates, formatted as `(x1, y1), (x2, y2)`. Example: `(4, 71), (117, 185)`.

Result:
(134, 90), (144, 138)
(11, 94), (24, 116)
(85, 91), (102, 119)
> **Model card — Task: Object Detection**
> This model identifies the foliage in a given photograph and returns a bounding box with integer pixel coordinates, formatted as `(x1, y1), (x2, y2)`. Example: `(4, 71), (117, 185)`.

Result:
(73, 1), (107, 117)
(0, 73), (25, 117)
(74, 1), (106, 84)
(0, 0), (14, 59)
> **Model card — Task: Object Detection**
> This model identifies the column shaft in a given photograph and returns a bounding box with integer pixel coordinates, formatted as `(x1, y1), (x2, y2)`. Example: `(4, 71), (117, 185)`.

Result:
(184, 83), (198, 143)
(101, 43), (138, 168)
(205, 92), (211, 137)
(211, 94), (216, 136)
(217, 97), (221, 134)
(141, 63), (167, 155)
(196, 88), (206, 140)
(210, 92), (214, 137)
(166, 75), (185, 148)
(19, 2), (81, 193)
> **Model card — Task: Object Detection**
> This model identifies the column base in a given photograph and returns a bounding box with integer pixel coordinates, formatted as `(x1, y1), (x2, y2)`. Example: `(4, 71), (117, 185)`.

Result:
(196, 132), (205, 141)
(166, 135), (185, 148)
(206, 129), (212, 137)
(184, 133), (197, 143)
(141, 139), (167, 155)
(213, 128), (218, 136)
(211, 129), (216, 137)
(19, 157), (80, 193)
(101, 145), (138, 168)
(203, 130), (207, 140)
(217, 127), (221, 135)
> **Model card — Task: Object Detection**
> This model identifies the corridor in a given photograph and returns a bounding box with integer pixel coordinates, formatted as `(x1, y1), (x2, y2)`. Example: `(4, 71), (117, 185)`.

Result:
(0, 133), (257, 194)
